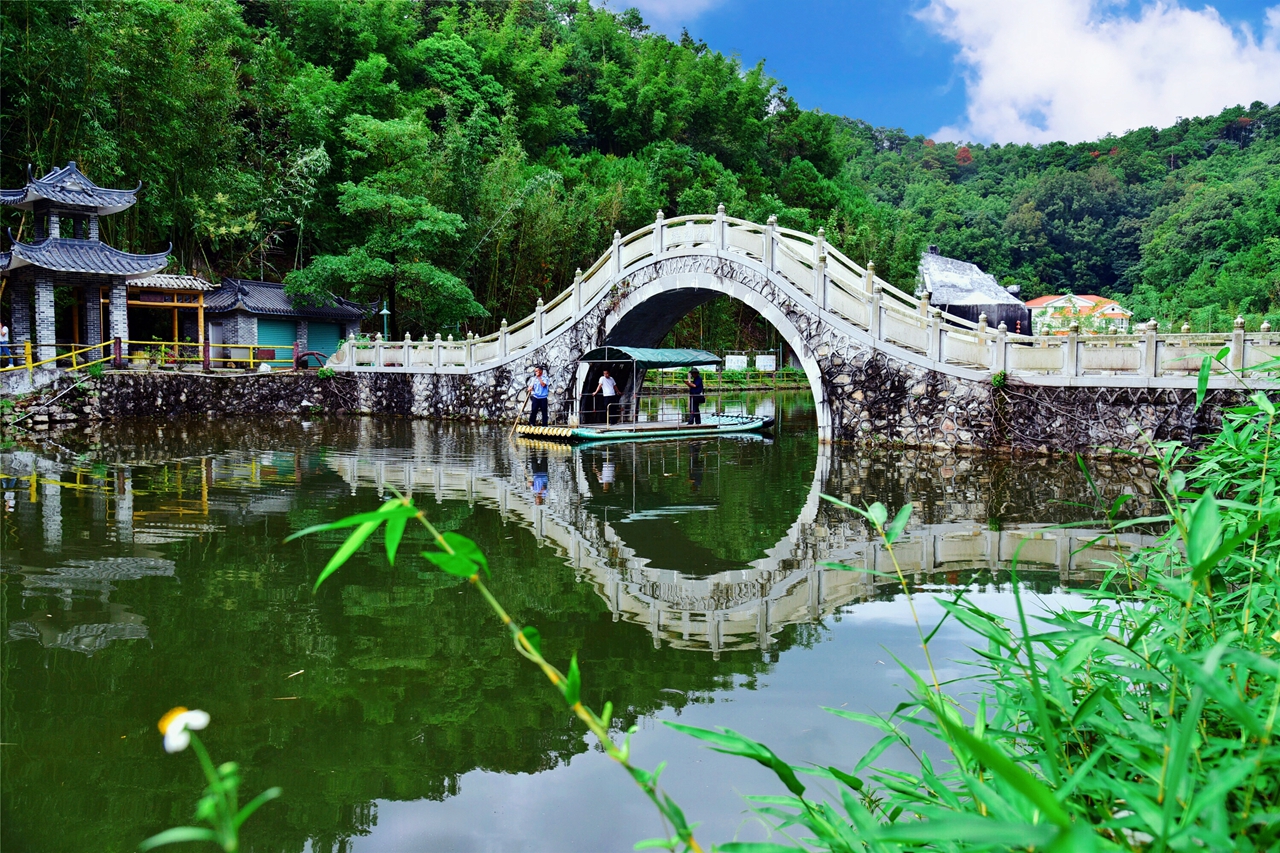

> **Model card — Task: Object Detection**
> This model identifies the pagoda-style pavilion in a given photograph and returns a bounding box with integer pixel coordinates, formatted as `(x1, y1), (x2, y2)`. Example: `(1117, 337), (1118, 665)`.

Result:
(1, 162), (207, 363)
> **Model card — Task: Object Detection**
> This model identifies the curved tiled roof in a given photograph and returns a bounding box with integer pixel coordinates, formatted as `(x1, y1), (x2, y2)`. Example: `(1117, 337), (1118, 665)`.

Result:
(2, 237), (169, 278)
(206, 278), (368, 321)
(0, 162), (140, 214)
(132, 274), (216, 291)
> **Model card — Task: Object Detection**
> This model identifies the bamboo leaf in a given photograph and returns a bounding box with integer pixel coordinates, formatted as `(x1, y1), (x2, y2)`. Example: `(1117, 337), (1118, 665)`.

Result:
(563, 653), (581, 706)
(137, 827), (220, 850)
(384, 515), (408, 566)
(422, 550), (479, 577)
(1196, 355), (1212, 410)
(232, 786), (282, 829)
(520, 626), (542, 656)
(313, 519), (380, 592)
(664, 722), (805, 797)
(286, 503), (412, 542)
(936, 716), (1072, 829)
(884, 504), (911, 545)
(441, 532), (489, 576)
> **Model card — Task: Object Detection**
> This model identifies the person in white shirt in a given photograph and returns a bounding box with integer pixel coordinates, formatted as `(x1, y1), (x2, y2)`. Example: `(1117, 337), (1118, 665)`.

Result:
(0, 323), (10, 368)
(595, 369), (619, 424)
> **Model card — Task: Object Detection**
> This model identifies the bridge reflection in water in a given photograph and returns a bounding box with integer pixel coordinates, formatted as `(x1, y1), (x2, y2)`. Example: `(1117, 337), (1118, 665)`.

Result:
(2, 412), (1157, 659)
(320, 424), (1156, 658)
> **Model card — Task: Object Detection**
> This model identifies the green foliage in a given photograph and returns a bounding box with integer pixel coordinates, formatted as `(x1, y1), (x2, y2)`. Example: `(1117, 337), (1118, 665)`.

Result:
(3, 2), (1275, 335)
(315, 366), (336, 379)
(670, 406), (1280, 851)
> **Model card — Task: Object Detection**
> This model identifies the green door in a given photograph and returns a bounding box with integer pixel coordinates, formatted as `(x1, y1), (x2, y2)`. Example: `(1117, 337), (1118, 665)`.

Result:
(308, 322), (342, 358)
(256, 318), (297, 364)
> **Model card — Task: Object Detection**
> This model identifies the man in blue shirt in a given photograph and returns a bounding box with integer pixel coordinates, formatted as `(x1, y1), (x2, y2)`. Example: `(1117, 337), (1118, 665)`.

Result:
(528, 367), (550, 426)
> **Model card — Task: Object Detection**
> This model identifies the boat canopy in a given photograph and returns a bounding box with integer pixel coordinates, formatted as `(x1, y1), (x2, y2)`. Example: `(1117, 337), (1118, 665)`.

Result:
(578, 346), (720, 370)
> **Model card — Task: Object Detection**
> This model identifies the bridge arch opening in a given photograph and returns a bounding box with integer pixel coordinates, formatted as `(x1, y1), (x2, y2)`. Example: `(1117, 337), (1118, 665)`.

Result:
(601, 273), (831, 442)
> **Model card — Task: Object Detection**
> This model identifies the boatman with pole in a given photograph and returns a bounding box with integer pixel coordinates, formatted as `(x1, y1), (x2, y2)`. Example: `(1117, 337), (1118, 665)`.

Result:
(528, 366), (550, 426)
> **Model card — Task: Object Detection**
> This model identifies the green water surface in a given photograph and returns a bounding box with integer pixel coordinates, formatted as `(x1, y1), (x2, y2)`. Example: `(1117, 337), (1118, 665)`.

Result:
(0, 394), (1156, 852)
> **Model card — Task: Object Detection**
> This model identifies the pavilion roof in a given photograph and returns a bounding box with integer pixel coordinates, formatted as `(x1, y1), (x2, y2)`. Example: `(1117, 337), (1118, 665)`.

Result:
(0, 162), (140, 215)
(1, 237), (169, 278)
(132, 273), (217, 291)
(205, 278), (368, 321)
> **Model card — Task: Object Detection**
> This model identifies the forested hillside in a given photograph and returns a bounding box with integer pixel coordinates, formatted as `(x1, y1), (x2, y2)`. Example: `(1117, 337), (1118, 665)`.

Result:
(3, 0), (1277, 341)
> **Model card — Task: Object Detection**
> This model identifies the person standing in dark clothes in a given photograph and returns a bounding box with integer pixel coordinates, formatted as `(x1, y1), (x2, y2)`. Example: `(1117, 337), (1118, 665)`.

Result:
(684, 367), (705, 424)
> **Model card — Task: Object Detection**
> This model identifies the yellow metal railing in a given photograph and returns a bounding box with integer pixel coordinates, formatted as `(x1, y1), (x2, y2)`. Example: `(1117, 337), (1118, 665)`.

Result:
(0, 338), (301, 378)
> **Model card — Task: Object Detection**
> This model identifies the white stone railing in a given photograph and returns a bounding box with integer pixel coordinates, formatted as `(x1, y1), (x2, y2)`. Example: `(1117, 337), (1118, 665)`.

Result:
(326, 207), (1271, 388)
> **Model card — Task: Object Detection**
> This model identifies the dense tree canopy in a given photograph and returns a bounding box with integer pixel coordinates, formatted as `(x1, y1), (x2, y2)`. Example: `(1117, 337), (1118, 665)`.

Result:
(2, 0), (1277, 335)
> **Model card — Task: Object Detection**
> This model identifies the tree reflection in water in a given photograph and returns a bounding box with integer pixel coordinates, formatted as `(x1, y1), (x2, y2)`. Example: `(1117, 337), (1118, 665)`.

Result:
(0, 400), (1158, 852)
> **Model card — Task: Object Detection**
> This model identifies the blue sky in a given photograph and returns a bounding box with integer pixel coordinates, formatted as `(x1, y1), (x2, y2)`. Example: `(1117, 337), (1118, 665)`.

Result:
(606, 0), (1280, 143)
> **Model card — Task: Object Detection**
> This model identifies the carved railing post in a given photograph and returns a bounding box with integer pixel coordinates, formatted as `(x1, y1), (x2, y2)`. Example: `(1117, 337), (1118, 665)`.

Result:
(1143, 320), (1159, 377)
(1065, 322), (1080, 376)
(500, 319), (509, 356)
(611, 230), (622, 275)
(433, 333), (442, 368)
(919, 288), (931, 318)
(573, 268), (583, 314)
(994, 322), (1008, 374)
(465, 331), (474, 369)
(374, 332), (384, 368)
(764, 214), (777, 271)
(928, 307), (943, 361)
(404, 332), (413, 367)
(864, 260), (875, 295)
(869, 282), (883, 340)
(977, 313), (989, 335)
(1230, 315), (1245, 370)
(446, 333), (454, 368)
(654, 210), (665, 255)
(714, 202), (726, 250)
(815, 248), (828, 311)
(535, 298), (545, 340)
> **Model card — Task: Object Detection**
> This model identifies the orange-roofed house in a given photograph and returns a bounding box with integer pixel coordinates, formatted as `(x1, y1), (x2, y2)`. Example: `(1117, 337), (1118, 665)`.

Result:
(1025, 294), (1134, 334)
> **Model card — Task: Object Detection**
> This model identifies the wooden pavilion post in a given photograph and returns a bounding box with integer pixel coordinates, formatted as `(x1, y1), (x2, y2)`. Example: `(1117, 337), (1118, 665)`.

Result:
(196, 293), (205, 345)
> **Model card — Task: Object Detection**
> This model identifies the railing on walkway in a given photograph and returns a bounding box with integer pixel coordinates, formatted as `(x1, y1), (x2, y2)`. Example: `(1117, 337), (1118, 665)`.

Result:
(322, 208), (1276, 387)
(0, 337), (308, 378)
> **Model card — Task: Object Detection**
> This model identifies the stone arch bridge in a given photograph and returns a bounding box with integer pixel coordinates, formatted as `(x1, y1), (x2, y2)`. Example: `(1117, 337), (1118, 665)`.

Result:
(328, 208), (1271, 452)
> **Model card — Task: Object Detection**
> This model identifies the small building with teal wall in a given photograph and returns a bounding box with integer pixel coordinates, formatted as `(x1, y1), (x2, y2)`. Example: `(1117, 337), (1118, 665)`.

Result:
(203, 278), (368, 365)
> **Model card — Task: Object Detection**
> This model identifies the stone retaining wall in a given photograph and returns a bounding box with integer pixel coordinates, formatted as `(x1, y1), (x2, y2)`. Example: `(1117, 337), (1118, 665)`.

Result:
(2, 369), (1246, 456)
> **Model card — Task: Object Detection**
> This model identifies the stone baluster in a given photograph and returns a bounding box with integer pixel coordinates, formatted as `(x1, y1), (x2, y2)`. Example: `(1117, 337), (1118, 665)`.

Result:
(446, 333), (455, 367)
(374, 332), (384, 368)
(1181, 322), (1191, 334)
(919, 287), (931, 318)
(573, 268), (583, 314)
(433, 333), (442, 368)
(466, 331), (474, 369)
(654, 210), (665, 255)
(928, 307), (943, 361)
(611, 230), (622, 275)
(404, 333), (413, 367)
(500, 319), (509, 356)
(977, 313), (989, 335)
(535, 298), (545, 340)
(1065, 322), (1080, 376)
(1230, 315), (1245, 370)
(864, 260), (875, 294)
(714, 202), (726, 250)
(993, 322), (1008, 374)
(764, 214), (777, 271)
(1143, 320), (1159, 378)
(345, 332), (356, 366)
(815, 241), (828, 311)
(869, 282), (883, 340)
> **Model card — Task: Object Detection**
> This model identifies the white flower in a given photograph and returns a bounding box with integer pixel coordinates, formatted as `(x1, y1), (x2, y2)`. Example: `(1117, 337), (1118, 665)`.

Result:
(158, 706), (210, 753)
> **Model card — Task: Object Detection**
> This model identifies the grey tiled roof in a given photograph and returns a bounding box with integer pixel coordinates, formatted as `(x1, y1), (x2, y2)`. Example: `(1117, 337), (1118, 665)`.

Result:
(132, 274), (216, 291)
(919, 252), (1023, 307)
(0, 162), (139, 214)
(206, 278), (368, 321)
(2, 237), (169, 277)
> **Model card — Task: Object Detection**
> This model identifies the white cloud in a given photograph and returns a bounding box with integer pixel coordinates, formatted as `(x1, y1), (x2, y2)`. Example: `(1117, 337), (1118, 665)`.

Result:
(921, 0), (1280, 143)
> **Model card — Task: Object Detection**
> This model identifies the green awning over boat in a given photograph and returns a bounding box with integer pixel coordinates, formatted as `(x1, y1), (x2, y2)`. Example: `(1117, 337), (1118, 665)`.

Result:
(578, 346), (721, 370)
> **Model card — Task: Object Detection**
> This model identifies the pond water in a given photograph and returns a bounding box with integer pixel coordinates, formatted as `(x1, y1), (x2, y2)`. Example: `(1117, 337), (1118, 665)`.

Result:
(0, 394), (1158, 852)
